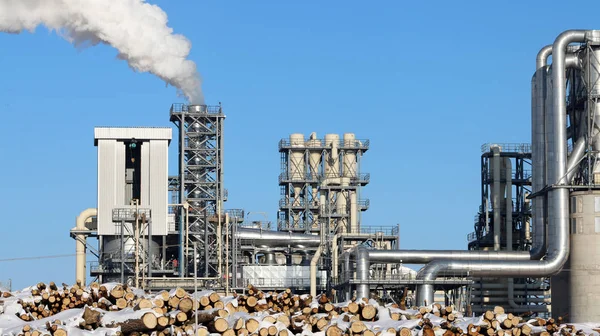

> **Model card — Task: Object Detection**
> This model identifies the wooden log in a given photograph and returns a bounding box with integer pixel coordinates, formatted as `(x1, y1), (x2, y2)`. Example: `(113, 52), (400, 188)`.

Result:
(361, 305), (377, 320)
(177, 297), (194, 313)
(208, 317), (229, 333)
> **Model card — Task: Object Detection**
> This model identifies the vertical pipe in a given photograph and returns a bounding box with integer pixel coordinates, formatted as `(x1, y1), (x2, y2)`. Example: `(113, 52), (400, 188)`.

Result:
(226, 213), (230, 295)
(505, 158), (513, 251)
(162, 236), (166, 271)
(356, 246), (370, 300)
(178, 115), (185, 278)
(204, 208), (209, 276)
(74, 208), (97, 286)
(193, 241), (198, 331)
(310, 245), (324, 297)
(350, 192), (358, 234)
(148, 218), (153, 279)
(492, 146), (501, 251)
(121, 220), (125, 283)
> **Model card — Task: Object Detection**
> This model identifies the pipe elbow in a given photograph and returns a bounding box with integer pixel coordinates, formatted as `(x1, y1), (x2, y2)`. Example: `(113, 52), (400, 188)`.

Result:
(416, 261), (447, 281)
(76, 208), (97, 230)
(536, 44), (553, 69)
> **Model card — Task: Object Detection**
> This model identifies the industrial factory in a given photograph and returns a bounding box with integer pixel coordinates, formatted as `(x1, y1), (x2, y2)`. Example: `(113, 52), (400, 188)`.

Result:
(67, 29), (600, 324)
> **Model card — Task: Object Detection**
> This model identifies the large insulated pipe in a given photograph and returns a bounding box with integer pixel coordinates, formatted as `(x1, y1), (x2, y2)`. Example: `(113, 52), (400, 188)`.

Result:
(355, 246), (370, 300)
(235, 228), (321, 247)
(414, 30), (589, 306)
(492, 145), (502, 251)
(310, 245), (323, 297)
(74, 208), (97, 285)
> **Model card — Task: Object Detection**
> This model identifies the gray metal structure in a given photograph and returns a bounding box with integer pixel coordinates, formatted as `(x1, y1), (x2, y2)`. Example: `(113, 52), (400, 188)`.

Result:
(170, 104), (225, 278)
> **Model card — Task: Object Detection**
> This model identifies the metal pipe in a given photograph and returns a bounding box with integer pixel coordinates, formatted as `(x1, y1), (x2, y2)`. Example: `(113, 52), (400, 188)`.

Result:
(492, 145), (501, 251)
(236, 228), (321, 247)
(536, 45), (553, 69)
(506, 157), (513, 253)
(178, 115), (185, 278)
(73, 208), (97, 285)
(414, 30), (589, 306)
(310, 245), (323, 297)
(355, 246), (370, 300)
(368, 249), (531, 263)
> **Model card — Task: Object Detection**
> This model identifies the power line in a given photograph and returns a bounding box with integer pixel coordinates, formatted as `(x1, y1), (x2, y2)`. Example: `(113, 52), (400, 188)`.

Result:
(0, 253), (92, 262)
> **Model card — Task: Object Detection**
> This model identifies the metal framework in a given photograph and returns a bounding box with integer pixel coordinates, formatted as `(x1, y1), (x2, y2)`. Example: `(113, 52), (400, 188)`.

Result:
(469, 143), (532, 250)
(170, 104), (225, 278)
(277, 136), (370, 233)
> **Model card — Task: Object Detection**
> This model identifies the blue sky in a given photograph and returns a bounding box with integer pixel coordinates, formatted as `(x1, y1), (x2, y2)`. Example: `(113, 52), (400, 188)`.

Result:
(1, 0), (599, 289)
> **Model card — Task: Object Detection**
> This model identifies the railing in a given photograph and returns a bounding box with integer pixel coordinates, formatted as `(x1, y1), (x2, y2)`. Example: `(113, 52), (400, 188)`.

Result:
(278, 172), (370, 183)
(336, 270), (473, 286)
(359, 226), (397, 236)
(279, 138), (370, 150)
(170, 103), (223, 114)
(277, 220), (318, 231)
(484, 169), (532, 181)
(112, 208), (151, 221)
(481, 143), (531, 154)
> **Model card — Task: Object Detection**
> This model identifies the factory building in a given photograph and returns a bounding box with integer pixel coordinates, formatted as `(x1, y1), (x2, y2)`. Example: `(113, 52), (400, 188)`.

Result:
(70, 29), (600, 323)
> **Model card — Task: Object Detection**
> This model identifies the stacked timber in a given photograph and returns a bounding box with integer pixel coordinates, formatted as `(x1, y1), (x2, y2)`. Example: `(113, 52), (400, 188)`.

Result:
(0, 282), (592, 336)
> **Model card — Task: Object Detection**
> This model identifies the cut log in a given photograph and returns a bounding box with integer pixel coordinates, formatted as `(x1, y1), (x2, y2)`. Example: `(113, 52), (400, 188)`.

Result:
(208, 317), (229, 333)
(178, 297), (194, 313)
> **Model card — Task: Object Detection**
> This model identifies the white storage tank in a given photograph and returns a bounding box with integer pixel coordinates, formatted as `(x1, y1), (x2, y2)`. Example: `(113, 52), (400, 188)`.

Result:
(324, 134), (340, 178)
(343, 133), (357, 178)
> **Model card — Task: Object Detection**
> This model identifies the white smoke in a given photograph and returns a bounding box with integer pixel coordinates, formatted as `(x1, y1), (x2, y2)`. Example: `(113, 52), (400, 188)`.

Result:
(0, 0), (204, 104)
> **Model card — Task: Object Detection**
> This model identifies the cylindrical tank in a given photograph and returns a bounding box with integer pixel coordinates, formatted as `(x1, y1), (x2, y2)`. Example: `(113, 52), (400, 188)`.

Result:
(307, 132), (322, 180)
(289, 134), (305, 181)
(324, 134), (340, 178)
(567, 190), (600, 322)
(343, 133), (357, 178)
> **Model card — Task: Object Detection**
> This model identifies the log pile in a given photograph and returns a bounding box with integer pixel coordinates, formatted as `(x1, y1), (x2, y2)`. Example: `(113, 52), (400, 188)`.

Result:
(0, 282), (593, 336)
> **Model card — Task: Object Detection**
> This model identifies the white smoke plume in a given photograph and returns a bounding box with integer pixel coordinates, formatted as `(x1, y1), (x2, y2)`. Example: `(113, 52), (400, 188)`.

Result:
(0, 0), (204, 104)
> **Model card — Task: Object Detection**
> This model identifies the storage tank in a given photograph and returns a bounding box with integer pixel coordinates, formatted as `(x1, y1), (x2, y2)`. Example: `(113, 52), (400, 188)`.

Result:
(307, 132), (322, 180)
(343, 133), (357, 178)
(567, 190), (600, 322)
(324, 134), (340, 178)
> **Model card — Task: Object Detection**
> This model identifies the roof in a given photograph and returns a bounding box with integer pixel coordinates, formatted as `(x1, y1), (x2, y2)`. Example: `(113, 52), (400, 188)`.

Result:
(94, 127), (172, 145)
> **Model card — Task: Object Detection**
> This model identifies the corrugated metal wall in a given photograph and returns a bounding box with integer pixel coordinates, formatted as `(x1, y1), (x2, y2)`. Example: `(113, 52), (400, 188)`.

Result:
(96, 128), (171, 237)
(97, 140), (117, 235)
(150, 140), (169, 236)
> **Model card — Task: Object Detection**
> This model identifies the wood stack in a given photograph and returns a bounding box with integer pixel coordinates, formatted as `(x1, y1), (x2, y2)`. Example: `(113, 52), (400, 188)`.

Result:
(0, 283), (585, 336)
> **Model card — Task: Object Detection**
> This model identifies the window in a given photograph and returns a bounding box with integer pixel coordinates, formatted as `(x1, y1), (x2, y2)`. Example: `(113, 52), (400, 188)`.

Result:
(571, 218), (577, 234)
(595, 197), (600, 212)
(595, 217), (600, 233)
(572, 197), (577, 213)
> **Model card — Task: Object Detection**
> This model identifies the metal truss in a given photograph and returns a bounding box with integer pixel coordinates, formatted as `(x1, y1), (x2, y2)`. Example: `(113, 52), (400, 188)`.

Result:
(170, 104), (225, 279)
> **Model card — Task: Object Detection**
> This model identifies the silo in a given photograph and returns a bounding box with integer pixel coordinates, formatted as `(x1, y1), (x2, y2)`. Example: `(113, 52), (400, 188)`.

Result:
(568, 190), (600, 322)
(289, 134), (305, 207)
(324, 134), (340, 178)
(343, 133), (357, 178)
(307, 132), (322, 180)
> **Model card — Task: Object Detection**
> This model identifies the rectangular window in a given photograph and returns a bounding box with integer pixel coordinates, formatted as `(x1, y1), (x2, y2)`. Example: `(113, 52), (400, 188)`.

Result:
(571, 218), (577, 234)
(595, 217), (600, 233)
(595, 197), (600, 212)
(572, 197), (577, 213)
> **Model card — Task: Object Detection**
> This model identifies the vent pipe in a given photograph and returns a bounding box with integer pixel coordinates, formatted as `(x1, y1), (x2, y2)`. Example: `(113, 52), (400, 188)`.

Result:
(72, 208), (97, 285)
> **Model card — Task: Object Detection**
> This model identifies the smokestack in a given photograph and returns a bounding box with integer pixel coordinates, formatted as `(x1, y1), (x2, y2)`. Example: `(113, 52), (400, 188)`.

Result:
(0, 0), (204, 104)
